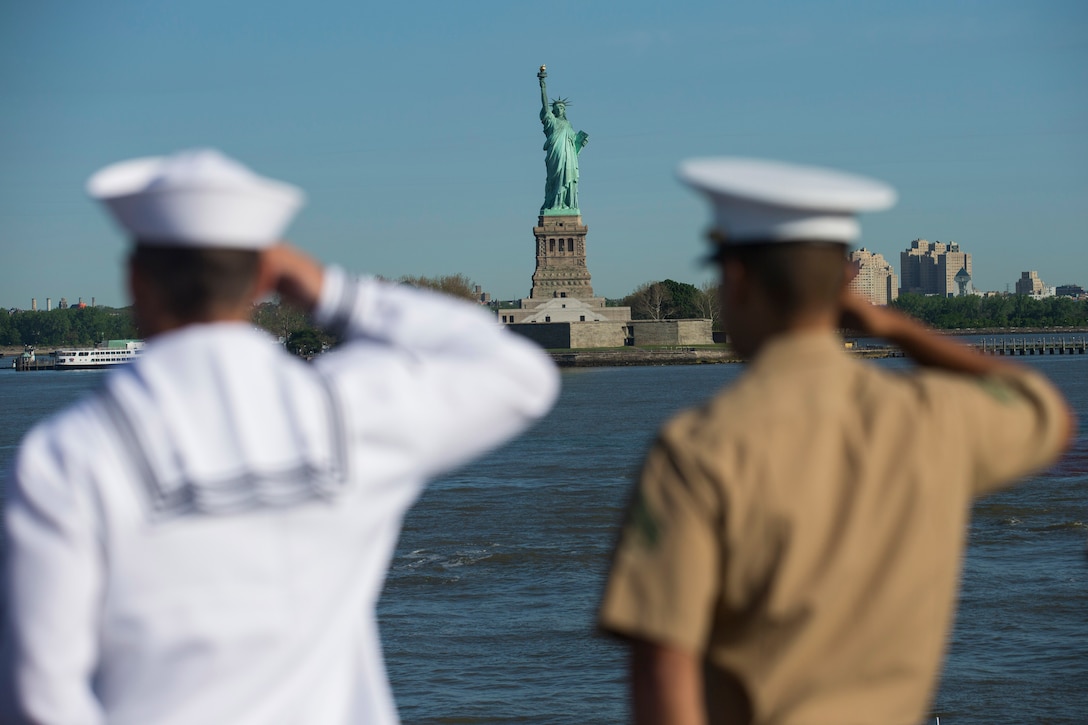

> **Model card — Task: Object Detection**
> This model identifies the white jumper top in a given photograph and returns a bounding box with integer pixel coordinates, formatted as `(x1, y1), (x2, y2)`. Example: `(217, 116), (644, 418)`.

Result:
(1, 267), (560, 724)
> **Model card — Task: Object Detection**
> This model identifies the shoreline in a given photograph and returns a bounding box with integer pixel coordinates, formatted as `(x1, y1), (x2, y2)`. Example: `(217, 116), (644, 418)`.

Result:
(6, 326), (1087, 368)
(893, 326), (1088, 337)
(550, 348), (739, 367)
(547, 346), (915, 367)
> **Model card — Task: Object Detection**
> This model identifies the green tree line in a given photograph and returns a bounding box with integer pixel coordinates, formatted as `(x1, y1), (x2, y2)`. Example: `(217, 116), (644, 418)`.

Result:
(0, 307), (138, 347)
(2, 274), (481, 351)
(252, 273), (481, 357)
(616, 282), (1088, 331)
(621, 279), (720, 326)
(891, 293), (1088, 329)
(9, 282), (1082, 349)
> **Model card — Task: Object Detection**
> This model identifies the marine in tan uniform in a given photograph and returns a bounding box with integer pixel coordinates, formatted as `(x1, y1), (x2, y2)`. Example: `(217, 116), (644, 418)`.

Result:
(597, 158), (1074, 725)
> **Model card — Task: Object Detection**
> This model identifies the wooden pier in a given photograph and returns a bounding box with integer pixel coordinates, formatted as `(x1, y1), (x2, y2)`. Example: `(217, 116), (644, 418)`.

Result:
(11, 354), (57, 371)
(976, 338), (1088, 356)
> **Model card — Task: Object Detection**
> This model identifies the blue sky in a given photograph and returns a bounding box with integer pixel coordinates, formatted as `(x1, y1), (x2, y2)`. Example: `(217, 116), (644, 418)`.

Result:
(1, 1), (1085, 308)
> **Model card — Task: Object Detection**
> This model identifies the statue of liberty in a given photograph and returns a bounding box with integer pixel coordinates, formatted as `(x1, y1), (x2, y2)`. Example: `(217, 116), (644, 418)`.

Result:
(538, 65), (588, 215)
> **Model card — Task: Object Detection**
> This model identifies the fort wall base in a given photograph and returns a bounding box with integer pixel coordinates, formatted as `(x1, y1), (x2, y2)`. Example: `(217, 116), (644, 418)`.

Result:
(507, 319), (714, 350)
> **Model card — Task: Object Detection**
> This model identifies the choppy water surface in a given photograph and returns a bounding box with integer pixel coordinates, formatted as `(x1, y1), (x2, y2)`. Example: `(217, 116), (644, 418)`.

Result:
(1, 351), (1085, 723)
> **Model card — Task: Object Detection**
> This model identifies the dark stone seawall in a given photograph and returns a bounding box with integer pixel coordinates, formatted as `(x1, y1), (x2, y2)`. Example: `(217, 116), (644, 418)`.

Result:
(548, 346), (906, 367)
(549, 348), (738, 367)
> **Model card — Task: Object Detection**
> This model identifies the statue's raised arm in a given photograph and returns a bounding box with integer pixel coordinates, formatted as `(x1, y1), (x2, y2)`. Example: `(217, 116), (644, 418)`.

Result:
(538, 65), (550, 119)
(537, 65), (588, 215)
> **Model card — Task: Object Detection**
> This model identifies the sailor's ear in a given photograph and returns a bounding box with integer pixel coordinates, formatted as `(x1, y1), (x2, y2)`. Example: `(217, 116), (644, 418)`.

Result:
(127, 252), (147, 306)
(254, 248), (278, 299)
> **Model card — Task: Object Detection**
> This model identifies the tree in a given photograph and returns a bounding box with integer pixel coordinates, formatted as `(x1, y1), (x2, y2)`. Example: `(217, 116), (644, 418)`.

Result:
(695, 280), (721, 328)
(624, 281), (673, 320)
(659, 279), (702, 319)
(398, 274), (480, 302)
(0, 312), (16, 346)
(890, 293), (1088, 329)
(39, 310), (72, 346)
(980, 295), (1013, 327)
(286, 329), (326, 357)
(0, 306), (136, 347)
(253, 301), (309, 344)
(622, 279), (718, 322)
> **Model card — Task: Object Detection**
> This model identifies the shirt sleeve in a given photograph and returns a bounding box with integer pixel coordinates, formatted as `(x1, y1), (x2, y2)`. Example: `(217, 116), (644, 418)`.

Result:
(598, 425), (724, 654)
(931, 367), (1070, 496)
(311, 266), (561, 478)
(1, 424), (106, 724)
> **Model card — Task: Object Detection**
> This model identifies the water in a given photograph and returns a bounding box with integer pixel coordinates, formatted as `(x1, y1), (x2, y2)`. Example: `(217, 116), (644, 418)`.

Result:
(1, 352), (1085, 723)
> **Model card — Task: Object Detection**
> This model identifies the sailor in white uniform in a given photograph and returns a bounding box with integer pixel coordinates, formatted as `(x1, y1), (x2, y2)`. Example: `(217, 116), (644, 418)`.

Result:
(1, 149), (560, 724)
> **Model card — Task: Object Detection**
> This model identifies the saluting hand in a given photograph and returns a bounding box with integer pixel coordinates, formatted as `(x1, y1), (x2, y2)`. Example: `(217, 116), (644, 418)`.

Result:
(838, 271), (1050, 387)
(838, 289), (901, 339)
(259, 243), (325, 313)
(838, 260), (902, 339)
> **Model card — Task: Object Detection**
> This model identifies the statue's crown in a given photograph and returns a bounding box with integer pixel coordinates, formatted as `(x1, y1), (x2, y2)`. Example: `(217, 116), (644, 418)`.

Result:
(551, 97), (571, 106)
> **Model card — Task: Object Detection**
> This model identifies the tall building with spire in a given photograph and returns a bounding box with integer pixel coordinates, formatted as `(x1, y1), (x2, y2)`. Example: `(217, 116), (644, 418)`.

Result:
(848, 248), (898, 305)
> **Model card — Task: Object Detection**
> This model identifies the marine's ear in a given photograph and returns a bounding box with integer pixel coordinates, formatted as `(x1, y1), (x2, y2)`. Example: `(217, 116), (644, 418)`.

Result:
(843, 258), (860, 287)
(719, 257), (750, 309)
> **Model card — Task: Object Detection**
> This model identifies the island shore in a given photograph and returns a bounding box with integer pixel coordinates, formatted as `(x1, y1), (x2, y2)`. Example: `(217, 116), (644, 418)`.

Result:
(6, 327), (1086, 368)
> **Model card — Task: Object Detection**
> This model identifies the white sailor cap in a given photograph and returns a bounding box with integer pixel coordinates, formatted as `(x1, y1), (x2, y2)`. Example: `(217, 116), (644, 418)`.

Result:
(676, 157), (896, 247)
(87, 148), (305, 250)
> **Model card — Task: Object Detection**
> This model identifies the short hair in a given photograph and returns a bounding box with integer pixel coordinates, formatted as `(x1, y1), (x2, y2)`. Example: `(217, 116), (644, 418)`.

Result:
(714, 241), (847, 320)
(130, 244), (260, 321)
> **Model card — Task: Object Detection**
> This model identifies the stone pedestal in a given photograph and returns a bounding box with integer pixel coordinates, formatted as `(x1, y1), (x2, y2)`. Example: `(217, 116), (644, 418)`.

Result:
(496, 211), (632, 331)
(529, 215), (595, 300)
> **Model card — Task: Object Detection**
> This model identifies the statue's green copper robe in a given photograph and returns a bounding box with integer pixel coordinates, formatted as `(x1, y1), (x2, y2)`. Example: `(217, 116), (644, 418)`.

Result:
(541, 107), (586, 214)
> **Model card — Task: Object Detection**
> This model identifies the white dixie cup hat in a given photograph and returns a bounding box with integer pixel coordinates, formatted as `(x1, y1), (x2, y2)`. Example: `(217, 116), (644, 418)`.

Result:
(676, 157), (896, 248)
(87, 148), (305, 250)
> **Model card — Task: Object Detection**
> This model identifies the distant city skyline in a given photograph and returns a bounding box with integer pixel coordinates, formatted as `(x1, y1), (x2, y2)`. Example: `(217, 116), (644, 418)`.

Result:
(2, 1), (1085, 310)
(9, 240), (1076, 313)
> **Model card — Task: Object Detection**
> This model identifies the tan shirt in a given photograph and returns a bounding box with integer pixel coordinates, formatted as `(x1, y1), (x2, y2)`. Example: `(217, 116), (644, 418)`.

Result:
(599, 331), (1068, 725)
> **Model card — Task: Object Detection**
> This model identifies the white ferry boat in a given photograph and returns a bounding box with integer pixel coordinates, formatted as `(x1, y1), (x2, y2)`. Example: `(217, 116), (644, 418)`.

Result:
(55, 340), (145, 370)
